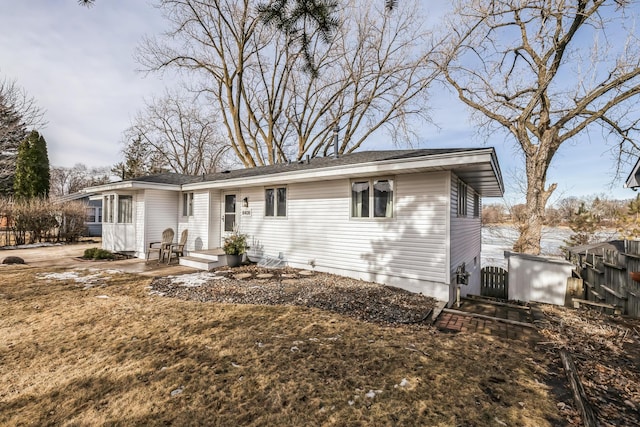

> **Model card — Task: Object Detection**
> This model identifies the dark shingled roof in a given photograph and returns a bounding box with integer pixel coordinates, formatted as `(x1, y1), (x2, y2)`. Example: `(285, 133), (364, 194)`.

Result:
(128, 173), (200, 186)
(125, 148), (487, 186)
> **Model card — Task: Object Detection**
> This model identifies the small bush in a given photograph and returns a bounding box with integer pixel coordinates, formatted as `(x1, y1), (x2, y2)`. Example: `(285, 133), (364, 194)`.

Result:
(83, 247), (115, 260)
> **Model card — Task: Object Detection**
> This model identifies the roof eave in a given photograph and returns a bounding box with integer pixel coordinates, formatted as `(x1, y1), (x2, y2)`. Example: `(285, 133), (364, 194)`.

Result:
(625, 157), (640, 188)
(83, 181), (183, 193)
(184, 148), (505, 197)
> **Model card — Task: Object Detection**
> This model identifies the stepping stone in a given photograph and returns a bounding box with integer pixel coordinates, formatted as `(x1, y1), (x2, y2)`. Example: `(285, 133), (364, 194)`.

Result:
(233, 273), (252, 280)
(298, 270), (314, 276)
(282, 279), (298, 285)
(256, 273), (274, 279)
(281, 274), (297, 278)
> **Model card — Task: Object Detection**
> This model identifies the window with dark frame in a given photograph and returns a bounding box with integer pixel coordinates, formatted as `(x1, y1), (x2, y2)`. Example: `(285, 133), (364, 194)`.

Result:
(457, 180), (468, 217)
(473, 193), (480, 218)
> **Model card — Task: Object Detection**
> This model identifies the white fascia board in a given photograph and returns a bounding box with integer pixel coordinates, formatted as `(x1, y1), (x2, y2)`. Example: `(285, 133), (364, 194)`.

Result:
(625, 157), (640, 188)
(184, 149), (499, 191)
(83, 181), (182, 193)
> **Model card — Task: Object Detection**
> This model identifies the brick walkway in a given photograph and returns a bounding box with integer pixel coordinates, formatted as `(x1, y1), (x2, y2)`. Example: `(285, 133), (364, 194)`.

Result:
(434, 297), (541, 344)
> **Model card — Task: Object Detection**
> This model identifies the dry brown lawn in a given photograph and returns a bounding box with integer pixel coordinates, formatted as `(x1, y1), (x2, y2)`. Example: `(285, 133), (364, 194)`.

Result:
(0, 265), (565, 426)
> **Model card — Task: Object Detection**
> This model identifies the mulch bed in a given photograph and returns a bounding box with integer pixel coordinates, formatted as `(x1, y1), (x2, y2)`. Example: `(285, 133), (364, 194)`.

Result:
(150, 265), (438, 326)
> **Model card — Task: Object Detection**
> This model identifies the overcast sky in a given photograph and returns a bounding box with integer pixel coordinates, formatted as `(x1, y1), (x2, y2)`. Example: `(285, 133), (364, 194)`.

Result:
(0, 0), (636, 203)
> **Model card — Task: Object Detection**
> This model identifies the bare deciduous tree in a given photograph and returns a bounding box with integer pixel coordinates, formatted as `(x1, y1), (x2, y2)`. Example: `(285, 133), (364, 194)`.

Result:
(138, 0), (436, 167)
(121, 91), (229, 175)
(437, 0), (640, 254)
(50, 164), (111, 197)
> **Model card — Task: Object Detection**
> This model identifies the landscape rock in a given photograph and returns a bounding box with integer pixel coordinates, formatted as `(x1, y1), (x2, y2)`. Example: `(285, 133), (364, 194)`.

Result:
(2, 256), (25, 265)
(150, 265), (437, 325)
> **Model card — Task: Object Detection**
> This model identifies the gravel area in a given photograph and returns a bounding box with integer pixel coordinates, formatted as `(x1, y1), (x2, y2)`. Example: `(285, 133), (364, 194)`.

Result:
(150, 265), (437, 325)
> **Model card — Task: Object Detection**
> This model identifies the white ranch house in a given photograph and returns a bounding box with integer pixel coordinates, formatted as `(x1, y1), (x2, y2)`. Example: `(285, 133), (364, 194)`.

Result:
(85, 148), (504, 305)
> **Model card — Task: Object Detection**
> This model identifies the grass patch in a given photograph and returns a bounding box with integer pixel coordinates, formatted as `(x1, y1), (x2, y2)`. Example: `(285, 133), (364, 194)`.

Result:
(0, 266), (564, 426)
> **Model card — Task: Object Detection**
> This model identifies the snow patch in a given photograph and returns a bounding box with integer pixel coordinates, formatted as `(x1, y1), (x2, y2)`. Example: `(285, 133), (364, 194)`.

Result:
(167, 272), (220, 287)
(37, 269), (117, 289)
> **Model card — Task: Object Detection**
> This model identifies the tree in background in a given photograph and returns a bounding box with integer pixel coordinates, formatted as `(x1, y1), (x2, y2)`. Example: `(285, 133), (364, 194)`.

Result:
(118, 91), (230, 176)
(481, 203), (506, 225)
(14, 130), (50, 199)
(437, 0), (640, 255)
(0, 76), (46, 196)
(564, 202), (600, 247)
(112, 135), (167, 180)
(618, 194), (640, 239)
(50, 163), (111, 197)
(139, 0), (436, 167)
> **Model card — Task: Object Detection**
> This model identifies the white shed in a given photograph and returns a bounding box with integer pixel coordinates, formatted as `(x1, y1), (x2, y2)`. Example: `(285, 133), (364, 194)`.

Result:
(505, 251), (573, 305)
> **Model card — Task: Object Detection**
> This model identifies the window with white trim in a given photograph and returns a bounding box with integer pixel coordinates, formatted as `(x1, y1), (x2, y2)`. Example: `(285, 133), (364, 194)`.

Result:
(351, 178), (394, 218)
(118, 195), (133, 223)
(182, 192), (194, 217)
(265, 187), (287, 217)
(86, 206), (102, 223)
(457, 180), (468, 217)
(104, 195), (115, 223)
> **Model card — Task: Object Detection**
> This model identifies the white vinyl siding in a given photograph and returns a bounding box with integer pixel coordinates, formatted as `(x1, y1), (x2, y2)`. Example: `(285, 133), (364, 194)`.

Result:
(450, 174), (482, 298)
(142, 189), (179, 257)
(237, 171), (450, 300)
(179, 190), (209, 251)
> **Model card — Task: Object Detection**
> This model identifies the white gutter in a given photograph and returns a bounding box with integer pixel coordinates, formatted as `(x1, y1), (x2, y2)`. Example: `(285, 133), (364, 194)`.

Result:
(184, 149), (500, 191)
(83, 181), (182, 193)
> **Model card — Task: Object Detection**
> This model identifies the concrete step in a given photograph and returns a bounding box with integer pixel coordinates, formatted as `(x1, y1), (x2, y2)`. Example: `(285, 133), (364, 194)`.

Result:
(188, 250), (223, 262)
(179, 255), (224, 271)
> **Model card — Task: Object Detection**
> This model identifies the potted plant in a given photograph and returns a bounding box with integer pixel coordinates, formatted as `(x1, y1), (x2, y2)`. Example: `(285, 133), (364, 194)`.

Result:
(223, 230), (247, 268)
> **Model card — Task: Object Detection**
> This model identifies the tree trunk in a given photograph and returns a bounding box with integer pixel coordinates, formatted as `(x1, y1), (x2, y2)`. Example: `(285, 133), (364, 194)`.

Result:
(513, 142), (557, 254)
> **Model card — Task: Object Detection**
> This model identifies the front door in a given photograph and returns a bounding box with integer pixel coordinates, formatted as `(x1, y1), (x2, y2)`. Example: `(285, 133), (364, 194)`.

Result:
(221, 193), (237, 245)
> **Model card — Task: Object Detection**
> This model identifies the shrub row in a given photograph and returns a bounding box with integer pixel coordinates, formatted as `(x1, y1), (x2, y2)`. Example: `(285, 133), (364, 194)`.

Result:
(0, 197), (88, 245)
(83, 247), (114, 260)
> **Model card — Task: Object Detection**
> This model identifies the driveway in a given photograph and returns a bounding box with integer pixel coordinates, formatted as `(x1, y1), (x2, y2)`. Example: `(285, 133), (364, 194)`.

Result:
(0, 242), (197, 277)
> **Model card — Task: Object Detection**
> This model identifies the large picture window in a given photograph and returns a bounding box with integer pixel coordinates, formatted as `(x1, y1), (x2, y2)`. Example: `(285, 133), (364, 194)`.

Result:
(352, 178), (393, 219)
(265, 187), (286, 217)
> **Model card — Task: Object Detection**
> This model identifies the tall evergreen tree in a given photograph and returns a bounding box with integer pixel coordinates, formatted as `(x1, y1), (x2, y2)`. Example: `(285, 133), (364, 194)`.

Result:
(14, 130), (50, 199)
(1, 76), (45, 197)
(112, 134), (165, 180)
(0, 90), (27, 196)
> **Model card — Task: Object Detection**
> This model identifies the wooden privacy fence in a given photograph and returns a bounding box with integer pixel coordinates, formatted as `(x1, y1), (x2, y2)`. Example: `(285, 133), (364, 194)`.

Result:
(570, 241), (640, 318)
(481, 266), (509, 299)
